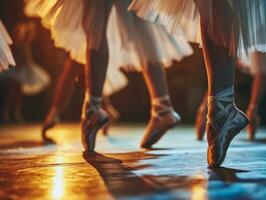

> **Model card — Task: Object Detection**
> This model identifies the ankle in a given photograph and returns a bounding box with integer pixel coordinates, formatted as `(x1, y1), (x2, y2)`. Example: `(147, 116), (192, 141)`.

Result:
(151, 95), (173, 118)
(208, 86), (234, 105)
(82, 95), (102, 118)
(207, 86), (236, 124)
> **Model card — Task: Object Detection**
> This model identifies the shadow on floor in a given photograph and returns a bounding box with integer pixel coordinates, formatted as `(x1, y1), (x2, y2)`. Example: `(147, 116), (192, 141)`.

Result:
(83, 150), (266, 199)
(209, 167), (266, 183)
(0, 139), (56, 150)
(83, 151), (163, 198)
(83, 151), (208, 199)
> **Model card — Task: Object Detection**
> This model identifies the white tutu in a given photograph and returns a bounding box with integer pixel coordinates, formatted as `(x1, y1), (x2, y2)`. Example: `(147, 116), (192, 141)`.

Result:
(24, 0), (127, 95)
(232, 0), (266, 75)
(24, 0), (193, 95)
(109, 1), (193, 70)
(130, 0), (266, 61)
(0, 61), (51, 95)
(0, 20), (16, 72)
(130, 0), (236, 49)
(129, 0), (201, 43)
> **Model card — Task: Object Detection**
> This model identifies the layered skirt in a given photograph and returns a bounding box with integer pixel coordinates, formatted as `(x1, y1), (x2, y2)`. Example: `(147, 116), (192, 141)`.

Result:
(234, 0), (266, 75)
(130, 0), (266, 74)
(0, 20), (16, 72)
(129, 0), (201, 43)
(130, 0), (234, 51)
(24, 0), (193, 95)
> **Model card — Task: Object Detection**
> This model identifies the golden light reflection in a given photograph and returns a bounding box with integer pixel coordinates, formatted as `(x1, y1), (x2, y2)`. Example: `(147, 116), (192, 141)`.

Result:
(52, 156), (65, 200)
(191, 174), (207, 200)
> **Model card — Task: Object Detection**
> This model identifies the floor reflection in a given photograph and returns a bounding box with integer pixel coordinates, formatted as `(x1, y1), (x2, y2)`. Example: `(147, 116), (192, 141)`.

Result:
(191, 174), (207, 200)
(209, 167), (250, 182)
(52, 156), (65, 200)
(208, 167), (266, 200)
(0, 124), (266, 199)
(83, 151), (212, 199)
(209, 167), (266, 183)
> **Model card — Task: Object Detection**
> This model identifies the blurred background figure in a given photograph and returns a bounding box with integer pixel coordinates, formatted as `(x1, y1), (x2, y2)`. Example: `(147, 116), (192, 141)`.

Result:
(0, 19), (15, 72)
(239, 52), (266, 140)
(0, 21), (50, 123)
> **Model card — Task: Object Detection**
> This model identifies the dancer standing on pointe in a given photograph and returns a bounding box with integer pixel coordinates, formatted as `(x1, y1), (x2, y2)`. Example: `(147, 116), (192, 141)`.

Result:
(0, 20), (15, 72)
(41, 54), (121, 141)
(195, 53), (266, 141)
(195, 1), (266, 142)
(130, 0), (254, 167)
(24, 0), (193, 151)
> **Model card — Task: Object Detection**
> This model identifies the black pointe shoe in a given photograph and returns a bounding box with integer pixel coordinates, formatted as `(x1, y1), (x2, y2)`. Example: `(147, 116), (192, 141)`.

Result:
(207, 88), (249, 167)
(81, 108), (109, 152)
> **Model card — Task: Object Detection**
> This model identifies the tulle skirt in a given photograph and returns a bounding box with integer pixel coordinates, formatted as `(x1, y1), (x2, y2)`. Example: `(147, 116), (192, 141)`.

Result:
(130, 0), (266, 58)
(129, 0), (201, 43)
(25, 0), (193, 66)
(0, 62), (50, 95)
(24, 0), (193, 95)
(234, 1), (266, 56)
(0, 20), (16, 72)
(233, 0), (266, 75)
(130, 0), (236, 50)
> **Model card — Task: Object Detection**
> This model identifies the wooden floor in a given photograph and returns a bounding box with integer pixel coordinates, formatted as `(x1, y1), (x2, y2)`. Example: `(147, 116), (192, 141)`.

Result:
(0, 123), (266, 200)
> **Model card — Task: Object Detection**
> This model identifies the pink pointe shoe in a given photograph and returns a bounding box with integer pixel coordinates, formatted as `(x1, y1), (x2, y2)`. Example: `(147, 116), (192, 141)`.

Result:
(141, 111), (181, 148)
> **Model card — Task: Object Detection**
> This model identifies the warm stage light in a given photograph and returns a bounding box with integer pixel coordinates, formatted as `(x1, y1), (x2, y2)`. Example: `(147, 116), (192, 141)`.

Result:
(52, 156), (64, 200)
(191, 174), (207, 200)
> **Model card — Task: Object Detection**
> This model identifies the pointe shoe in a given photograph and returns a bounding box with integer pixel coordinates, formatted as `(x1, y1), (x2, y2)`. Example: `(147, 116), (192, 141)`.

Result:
(81, 108), (109, 151)
(41, 109), (60, 140)
(246, 106), (260, 141)
(207, 109), (249, 167)
(141, 111), (181, 148)
(207, 89), (249, 167)
(195, 104), (207, 140)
